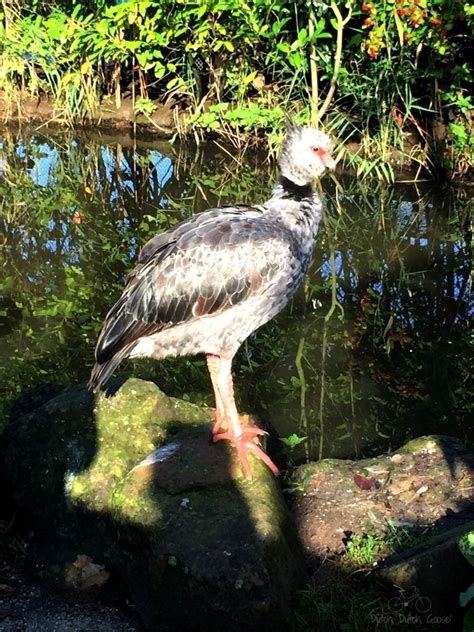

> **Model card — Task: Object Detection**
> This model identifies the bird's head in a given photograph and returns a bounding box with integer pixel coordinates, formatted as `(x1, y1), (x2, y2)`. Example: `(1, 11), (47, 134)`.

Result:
(278, 122), (336, 186)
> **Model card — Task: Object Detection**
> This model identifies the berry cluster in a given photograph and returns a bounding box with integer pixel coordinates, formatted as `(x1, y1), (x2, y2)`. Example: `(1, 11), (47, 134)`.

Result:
(360, 0), (460, 58)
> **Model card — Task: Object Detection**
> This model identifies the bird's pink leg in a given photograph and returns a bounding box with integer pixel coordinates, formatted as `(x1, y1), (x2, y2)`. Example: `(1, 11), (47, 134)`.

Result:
(206, 354), (279, 480)
(206, 354), (226, 434)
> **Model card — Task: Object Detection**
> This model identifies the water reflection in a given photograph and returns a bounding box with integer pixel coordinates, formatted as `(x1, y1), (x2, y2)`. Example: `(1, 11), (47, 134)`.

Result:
(0, 129), (472, 462)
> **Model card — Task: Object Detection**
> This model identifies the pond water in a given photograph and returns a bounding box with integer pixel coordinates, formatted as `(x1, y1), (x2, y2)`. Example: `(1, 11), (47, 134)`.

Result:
(0, 129), (472, 463)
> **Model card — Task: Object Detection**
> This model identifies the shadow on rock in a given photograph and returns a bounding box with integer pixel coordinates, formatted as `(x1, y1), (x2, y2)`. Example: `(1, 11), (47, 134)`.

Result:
(0, 377), (304, 631)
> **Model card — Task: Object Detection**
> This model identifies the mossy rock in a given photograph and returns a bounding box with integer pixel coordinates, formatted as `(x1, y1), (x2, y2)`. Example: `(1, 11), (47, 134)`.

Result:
(1, 378), (211, 520)
(67, 378), (212, 512)
(1, 378), (304, 630)
(110, 425), (303, 631)
(291, 435), (474, 557)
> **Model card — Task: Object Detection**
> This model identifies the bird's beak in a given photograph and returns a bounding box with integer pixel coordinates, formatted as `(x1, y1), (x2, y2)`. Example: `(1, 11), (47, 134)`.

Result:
(322, 150), (336, 171)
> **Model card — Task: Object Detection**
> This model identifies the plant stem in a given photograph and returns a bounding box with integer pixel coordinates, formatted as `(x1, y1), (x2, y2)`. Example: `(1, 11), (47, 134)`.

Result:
(318, 1), (353, 121)
(295, 335), (309, 460)
(318, 197), (344, 460)
(308, 7), (319, 127)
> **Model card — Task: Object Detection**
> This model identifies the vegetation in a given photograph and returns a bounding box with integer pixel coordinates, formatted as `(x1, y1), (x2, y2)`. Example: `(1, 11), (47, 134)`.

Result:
(293, 566), (405, 631)
(0, 1), (472, 178)
(344, 522), (436, 567)
(293, 522), (446, 630)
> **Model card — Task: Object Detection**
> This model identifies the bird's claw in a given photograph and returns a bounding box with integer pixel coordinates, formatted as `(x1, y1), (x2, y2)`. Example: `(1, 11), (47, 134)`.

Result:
(213, 426), (279, 480)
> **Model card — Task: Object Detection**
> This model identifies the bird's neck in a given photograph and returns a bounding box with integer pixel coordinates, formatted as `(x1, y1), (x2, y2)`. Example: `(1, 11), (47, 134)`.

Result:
(270, 175), (316, 202)
(264, 174), (323, 242)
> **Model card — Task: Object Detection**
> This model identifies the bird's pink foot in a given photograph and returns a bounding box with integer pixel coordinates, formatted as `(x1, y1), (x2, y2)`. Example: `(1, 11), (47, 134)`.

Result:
(213, 423), (280, 480)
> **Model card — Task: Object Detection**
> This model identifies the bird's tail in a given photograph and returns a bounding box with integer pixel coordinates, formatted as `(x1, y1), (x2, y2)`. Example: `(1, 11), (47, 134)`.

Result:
(88, 347), (131, 393)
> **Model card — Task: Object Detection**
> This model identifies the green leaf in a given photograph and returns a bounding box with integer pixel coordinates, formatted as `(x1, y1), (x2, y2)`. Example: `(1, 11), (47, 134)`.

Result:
(297, 27), (308, 46)
(459, 531), (474, 567)
(166, 76), (180, 90)
(280, 434), (307, 449)
(393, 10), (405, 48)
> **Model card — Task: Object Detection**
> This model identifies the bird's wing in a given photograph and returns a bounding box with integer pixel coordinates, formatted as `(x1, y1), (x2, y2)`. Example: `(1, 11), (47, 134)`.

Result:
(136, 205), (262, 267)
(94, 207), (285, 366)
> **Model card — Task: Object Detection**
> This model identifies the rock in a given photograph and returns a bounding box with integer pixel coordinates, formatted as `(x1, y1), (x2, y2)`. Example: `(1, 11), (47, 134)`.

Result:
(1, 378), (303, 630)
(111, 424), (303, 631)
(1, 378), (211, 521)
(291, 435), (474, 559)
(377, 522), (474, 618)
(64, 554), (110, 593)
(67, 378), (212, 514)
(1, 382), (97, 524)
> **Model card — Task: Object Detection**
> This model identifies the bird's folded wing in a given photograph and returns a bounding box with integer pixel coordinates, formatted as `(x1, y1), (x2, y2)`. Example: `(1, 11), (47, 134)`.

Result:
(95, 211), (287, 365)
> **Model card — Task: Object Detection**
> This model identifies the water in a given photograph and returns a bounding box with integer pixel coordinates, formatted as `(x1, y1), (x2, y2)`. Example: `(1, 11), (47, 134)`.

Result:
(0, 129), (472, 462)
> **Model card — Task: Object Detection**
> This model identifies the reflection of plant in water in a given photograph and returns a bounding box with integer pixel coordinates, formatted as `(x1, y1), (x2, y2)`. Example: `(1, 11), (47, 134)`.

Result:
(1, 133), (472, 462)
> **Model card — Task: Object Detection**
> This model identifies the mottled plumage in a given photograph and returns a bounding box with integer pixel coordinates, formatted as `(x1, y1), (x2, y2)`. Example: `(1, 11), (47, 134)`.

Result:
(90, 123), (335, 479)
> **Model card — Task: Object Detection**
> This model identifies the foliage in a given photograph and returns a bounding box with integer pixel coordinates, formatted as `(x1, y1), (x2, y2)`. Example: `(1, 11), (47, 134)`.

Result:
(258, 178), (472, 462)
(344, 521), (435, 567)
(134, 96), (157, 116)
(280, 433), (307, 450)
(345, 532), (385, 566)
(0, 1), (472, 177)
(293, 565), (405, 632)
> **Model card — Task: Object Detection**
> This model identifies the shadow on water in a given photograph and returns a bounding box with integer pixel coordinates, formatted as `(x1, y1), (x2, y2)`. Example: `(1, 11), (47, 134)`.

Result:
(0, 127), (472, 627)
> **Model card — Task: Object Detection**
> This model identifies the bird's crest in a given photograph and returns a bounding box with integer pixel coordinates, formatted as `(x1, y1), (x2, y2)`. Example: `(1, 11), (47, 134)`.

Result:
(284, 117), (303, 139)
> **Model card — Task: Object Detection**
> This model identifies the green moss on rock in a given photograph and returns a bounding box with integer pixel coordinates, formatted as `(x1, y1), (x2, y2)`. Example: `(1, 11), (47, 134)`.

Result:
(69, 378), (212, 512)
(109, 425), (303, 630)
(2, 378), (304, 630)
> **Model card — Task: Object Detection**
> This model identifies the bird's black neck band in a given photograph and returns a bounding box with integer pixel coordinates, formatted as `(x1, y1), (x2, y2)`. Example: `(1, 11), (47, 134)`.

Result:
(275, 175), (314, 201)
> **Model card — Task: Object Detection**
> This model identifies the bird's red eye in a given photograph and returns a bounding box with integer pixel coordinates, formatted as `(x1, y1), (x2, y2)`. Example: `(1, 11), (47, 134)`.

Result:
(312, 146), (321, 154)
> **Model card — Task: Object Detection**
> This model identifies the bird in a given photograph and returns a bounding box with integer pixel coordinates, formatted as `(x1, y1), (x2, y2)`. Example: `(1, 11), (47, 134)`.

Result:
(89, 122), (336, 480)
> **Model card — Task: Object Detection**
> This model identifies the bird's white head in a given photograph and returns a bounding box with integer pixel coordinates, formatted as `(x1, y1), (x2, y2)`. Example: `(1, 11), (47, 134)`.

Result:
(279, 122), (336, 186)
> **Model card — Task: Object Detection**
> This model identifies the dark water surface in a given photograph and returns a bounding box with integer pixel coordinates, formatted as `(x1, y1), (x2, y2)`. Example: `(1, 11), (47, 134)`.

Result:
(0, 129), (472, 463)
